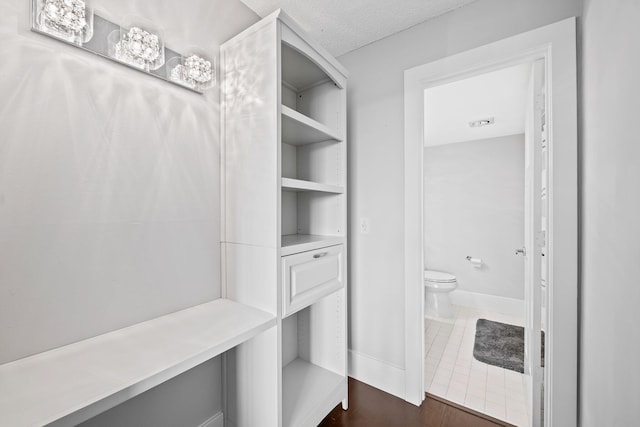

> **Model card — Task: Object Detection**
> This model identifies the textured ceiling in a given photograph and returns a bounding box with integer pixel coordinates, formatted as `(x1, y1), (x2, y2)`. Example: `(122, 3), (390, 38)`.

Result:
(238, 0), (480, 56)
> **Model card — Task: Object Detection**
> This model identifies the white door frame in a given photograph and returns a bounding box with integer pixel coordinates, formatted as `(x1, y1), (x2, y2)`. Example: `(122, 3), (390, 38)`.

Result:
(403, 17), (577, 426)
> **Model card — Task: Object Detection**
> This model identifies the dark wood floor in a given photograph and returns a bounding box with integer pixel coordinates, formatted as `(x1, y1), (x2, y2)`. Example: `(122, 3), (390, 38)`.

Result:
(319, 378), (515, 427)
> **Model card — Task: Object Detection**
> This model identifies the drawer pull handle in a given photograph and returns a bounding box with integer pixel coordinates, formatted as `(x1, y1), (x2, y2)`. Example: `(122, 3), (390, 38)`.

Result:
(313, 252), (329, 259)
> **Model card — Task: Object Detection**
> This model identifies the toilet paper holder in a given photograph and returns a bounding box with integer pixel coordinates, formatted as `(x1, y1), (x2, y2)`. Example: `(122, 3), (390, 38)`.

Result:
(465, 256), (483, 268)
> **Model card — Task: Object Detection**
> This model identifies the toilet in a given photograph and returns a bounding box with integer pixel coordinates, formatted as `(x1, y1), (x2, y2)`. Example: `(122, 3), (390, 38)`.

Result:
(424, 270), (458, 319)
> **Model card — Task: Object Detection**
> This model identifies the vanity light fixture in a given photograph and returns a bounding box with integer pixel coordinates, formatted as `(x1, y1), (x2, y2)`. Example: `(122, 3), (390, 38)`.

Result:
(110, 26), (165, 71)
(31, 0), (212, 94)
(35, 0), (93, 45)
(168, 54), (215, 91)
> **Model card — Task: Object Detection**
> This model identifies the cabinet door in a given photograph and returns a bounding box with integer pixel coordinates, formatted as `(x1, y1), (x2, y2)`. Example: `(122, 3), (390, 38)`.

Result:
(282, 245), (343, 317)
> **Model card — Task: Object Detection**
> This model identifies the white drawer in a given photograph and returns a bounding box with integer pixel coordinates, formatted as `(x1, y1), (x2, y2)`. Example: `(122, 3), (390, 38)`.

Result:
(282, 245), (344, 317)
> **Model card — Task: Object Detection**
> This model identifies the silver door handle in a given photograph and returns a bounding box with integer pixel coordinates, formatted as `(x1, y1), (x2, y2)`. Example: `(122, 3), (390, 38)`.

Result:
(313, 252), (329, 259)
(515, 247), (526, 256)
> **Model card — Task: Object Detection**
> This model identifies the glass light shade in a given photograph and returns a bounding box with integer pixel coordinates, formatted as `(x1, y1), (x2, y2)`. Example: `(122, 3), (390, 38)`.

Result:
(35, 0), (93, 45)
(108, 25), (165, 71)
(167, 54), (215, 91)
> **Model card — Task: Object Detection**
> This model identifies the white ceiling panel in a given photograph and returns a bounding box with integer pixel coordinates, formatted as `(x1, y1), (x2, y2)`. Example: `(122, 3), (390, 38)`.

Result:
(424, 63), (532, 147)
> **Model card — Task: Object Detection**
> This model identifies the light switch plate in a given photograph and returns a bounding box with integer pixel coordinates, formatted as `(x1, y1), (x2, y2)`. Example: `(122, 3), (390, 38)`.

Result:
(359, 217), (370, 234)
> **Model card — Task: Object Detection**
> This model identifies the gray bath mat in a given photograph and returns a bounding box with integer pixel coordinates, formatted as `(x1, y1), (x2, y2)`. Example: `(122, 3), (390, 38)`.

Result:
(473, 319), (525, 373)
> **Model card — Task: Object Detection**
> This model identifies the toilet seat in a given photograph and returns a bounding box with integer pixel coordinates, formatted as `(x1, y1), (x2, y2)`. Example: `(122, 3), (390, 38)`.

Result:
(424, 270), (456, 283)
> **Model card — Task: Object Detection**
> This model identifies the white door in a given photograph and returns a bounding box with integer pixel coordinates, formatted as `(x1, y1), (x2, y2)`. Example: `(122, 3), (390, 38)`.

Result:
(523, 59), (545, 427)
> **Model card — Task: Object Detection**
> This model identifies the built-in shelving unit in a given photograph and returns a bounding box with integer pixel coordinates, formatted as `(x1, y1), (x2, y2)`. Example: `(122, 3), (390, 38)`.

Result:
(3, 9), (346, 427)
(0, 299), (275, 427)
(221, 9), (348, 426)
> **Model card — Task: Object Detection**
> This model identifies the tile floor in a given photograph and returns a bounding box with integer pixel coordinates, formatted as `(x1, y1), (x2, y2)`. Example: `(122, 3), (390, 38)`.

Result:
(424, 305), (529, 427)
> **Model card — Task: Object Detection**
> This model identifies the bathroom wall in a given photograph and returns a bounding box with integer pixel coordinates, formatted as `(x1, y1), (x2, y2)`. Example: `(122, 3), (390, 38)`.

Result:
(424, 134), (525, 301)
(0, 0), (258, 425)
(338, 0), (582, 398)
(580, 0), (640, 424)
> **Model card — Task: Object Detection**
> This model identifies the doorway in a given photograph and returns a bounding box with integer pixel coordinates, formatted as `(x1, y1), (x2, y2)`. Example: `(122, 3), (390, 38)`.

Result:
(422, 61), (536, 427)
(403, 18), (577, 427)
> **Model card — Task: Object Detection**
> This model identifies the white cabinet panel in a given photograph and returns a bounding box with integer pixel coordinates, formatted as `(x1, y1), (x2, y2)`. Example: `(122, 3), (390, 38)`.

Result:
(221, 22), (279, 248)
(283, 245), (343, 317)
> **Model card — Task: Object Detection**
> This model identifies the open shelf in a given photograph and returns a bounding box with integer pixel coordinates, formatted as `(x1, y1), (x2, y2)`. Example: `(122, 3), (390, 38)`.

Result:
(282, 177), (344, 194)
(0, 299), (276, 427)
(281, 234), (344, 256)
(281, 105), (343, 146)
(281, 42), (335, 92)
(282, 358), (346, 427)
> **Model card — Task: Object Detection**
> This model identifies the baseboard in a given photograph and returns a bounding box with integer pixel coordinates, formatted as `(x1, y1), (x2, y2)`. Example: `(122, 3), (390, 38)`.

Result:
(348, 350), (405, 400)
(449, 290), (524, 318)
(199, 411), (224, 427)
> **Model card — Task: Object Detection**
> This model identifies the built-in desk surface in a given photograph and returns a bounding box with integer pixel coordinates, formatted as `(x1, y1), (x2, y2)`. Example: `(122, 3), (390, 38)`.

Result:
(0, 299), (275, 427)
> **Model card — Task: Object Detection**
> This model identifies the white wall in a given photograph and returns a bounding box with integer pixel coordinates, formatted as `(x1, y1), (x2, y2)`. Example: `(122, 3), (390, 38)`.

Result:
(424, 135), (524, 300)
(0, 0), (258, 425)
(338, 0), (582, 395)
(79, 358), (221, 427)
(580, 0), (640, 424)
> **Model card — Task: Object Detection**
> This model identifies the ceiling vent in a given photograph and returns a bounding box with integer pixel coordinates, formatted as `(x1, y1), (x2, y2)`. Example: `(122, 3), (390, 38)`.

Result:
(469, 117), (495, 128)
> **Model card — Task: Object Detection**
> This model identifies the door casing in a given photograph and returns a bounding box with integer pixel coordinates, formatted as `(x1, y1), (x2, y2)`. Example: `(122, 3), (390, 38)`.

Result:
(403, 17), (577, 427)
